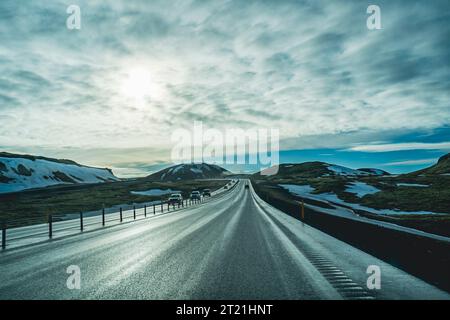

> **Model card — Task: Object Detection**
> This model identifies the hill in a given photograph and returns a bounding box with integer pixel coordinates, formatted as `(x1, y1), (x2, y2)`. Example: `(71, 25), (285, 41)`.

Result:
(0, 152), (119, 193)
(147, 163), (231, 181)
(408, 153), (450, 176)
(255, 162), (388, 179)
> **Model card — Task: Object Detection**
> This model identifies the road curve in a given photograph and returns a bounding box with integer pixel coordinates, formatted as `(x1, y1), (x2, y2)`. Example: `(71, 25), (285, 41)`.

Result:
(0, 180), (448, 299)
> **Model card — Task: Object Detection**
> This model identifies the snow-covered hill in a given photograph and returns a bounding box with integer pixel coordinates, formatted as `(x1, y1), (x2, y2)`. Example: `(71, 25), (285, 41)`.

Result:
(326, 165), (388, 176)
(254, 162), (389, 178)
(0, 152), (119, 193)
(147, 163), (231, 181)
(357, 168), (390, 176)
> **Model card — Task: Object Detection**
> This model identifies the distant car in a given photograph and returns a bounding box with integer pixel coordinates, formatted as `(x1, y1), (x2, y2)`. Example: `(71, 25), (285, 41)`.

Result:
(202, 189), (211, 197)
(224, 185), (228, 190)
(168, 193), (183, 205)
(190, 191), (201, 200)
(245, 184), (249, 189)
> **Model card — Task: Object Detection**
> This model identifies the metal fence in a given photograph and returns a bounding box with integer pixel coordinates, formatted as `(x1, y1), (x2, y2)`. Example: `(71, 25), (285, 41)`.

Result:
(1, 197), (204, 250)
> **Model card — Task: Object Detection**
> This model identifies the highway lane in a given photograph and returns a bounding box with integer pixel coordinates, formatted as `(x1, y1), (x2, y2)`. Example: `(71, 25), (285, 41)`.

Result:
(3, 184), (228, 248)
(0, 180), (448, 299)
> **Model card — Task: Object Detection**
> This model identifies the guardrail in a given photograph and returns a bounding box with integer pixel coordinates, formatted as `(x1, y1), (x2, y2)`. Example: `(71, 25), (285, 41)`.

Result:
(0, 180), (241, 251)
(0, 197), (206, 250)
(250, 180), (450, 293)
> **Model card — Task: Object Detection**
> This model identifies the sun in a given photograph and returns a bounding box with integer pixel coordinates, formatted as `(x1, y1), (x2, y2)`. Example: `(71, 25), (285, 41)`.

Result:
(120, 68), (155, 102)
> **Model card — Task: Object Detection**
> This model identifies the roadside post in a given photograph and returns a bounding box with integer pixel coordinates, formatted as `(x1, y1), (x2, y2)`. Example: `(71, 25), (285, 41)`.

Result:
(144, 205), (147, 217)
(153, 204), (156, 215)
(80, 212), (84, 231)
(301, 200), (305, 221)
(102, 206), (105, 226)
(1, 223), (6, 249)
(120, 207), (123, 222)
(133, 206), (136, 220)
(48, 214), (53, 238)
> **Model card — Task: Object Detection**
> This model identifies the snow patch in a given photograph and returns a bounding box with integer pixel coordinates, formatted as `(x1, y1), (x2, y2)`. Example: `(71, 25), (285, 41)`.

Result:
(279, 184), (444, 216)
(327, 165), (368, 176)
(345, 182), (380, 198)
(396, 183), (429, 188)
(172, 165), (185, 174)
(131, 188), (180, 196)
(190, 168), (203, 174)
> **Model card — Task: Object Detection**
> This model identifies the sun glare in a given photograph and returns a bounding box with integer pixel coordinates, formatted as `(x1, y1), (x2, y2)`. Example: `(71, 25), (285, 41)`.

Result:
(120, 68), (156, 102)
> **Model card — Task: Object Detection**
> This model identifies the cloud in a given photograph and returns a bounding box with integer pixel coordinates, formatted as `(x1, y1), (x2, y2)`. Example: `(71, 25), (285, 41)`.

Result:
(0, 0), (449, 170)
(348, 142), (450, 152)
(384, 159), (437, 166)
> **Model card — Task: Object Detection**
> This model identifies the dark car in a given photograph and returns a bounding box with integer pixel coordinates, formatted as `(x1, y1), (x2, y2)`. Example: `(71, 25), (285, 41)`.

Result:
(168, 193), (183, 205)
(202, 189), (211, 197)
(190, 191), (202, 200)
(224, 185), (228, 190)
(245, 184), (249, 189)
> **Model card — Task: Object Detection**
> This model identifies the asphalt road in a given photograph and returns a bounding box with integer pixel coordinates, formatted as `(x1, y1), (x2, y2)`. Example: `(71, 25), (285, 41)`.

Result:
(0, 180), (448, 299)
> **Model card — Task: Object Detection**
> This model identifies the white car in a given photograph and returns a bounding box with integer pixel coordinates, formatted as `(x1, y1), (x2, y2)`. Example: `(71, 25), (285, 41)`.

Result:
(168, 193), (183, 205)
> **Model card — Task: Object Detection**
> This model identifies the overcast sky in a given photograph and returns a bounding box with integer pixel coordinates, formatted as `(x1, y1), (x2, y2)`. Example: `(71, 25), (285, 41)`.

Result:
(0, 0), (449, 176)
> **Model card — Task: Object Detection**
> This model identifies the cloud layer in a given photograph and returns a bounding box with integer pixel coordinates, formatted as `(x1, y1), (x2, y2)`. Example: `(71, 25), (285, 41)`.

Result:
(0, 0), (449, 173)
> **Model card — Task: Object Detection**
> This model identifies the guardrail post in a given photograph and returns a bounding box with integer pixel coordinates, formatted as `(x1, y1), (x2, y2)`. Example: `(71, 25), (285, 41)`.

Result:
(48, 214), (53, 239)
(153, 204), (156, 215)
(144, 205), (147, 217)
(301, 200), (305, 221)
(161, 202), (163, 213)
(80, 212), (84, 231)
(133, 206), (136, 220)
(120, 207), (123, 222)
(1, 224), (6, 250)
(102, 207), (105, 226)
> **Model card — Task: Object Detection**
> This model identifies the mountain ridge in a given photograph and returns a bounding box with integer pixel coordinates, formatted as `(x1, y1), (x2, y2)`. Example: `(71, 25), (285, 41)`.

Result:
(254, 161), (389, 179)
(146, 163), (231, 182)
